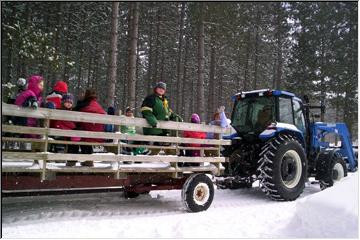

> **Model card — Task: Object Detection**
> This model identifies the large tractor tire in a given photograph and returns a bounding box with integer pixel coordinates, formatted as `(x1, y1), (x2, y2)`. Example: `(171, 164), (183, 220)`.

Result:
(316, 150), (348, 190)
(258, 134), (307, 201)
(181, 174), (214, 212)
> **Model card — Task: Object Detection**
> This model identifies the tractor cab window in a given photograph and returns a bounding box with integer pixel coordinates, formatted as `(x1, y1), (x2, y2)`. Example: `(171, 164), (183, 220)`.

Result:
(279, 97), (294, 124)
(293, 100), (306, 133)
(232, 96), (275, 134)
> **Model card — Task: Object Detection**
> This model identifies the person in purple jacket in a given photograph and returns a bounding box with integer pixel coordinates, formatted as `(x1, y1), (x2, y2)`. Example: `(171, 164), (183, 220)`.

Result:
(14, 75), (44, 136)
(13, 75), (45, 166)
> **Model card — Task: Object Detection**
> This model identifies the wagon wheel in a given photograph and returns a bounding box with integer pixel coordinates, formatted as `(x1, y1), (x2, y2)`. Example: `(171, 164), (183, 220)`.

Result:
(181, 174), (214, 212)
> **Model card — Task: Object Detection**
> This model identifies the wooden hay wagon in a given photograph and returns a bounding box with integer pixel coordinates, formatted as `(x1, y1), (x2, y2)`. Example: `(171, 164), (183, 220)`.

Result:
(1, 103), (231, 212)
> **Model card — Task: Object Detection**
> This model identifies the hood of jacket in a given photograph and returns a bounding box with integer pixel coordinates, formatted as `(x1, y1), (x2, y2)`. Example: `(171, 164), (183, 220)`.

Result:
(27, 75), (43, 97)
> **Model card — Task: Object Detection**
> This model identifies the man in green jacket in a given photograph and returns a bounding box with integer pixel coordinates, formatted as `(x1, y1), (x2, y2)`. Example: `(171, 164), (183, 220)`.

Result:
(141, 82), (180, 155)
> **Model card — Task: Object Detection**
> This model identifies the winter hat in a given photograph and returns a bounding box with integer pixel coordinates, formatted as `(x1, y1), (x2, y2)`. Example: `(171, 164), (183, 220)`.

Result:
(190, 113), (201, 124)
(62, 93), (74, 104)
(27, 75), (44, 97)
(53, 80), (68, 93)
(125, 106), (134, 113)
(107, 106), (115, 115)
(17, 78), (27, 88)
(154, 82), (166, 90)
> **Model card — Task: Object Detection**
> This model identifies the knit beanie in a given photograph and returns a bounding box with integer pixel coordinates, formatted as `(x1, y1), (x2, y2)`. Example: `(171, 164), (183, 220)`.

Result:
(191, 113), (201, 124)
(107, 106), (115, 115)
(154, 82), (166, 90)
(62, 93), (74, 104)
(53, 81), (68, 94)
(17, 78), (27, 88)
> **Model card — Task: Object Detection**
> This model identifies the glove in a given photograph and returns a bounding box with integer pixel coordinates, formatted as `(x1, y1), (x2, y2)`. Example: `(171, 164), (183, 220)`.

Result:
(31, 101), (38, 109)
(170, 113), (183, 122)
(217, 106), (225, 113)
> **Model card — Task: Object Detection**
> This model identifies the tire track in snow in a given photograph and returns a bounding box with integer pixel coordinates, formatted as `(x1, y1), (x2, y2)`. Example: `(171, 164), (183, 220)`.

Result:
(2, 193), (185, 225)
(2, 184), (321, 226)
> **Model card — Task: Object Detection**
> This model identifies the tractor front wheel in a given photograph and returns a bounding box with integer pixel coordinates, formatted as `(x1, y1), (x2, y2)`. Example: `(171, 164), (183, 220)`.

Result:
(316, 151), (348, 190)
(258, 134), (307, 201)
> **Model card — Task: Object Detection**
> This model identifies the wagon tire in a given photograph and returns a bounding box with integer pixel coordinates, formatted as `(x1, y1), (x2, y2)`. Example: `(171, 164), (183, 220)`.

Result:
(124, 190), (140, 199)
(181, 174), (214, 212)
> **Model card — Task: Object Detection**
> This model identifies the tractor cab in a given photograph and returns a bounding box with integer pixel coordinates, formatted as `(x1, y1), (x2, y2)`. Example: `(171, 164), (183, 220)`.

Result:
(231, 89), (306, 143)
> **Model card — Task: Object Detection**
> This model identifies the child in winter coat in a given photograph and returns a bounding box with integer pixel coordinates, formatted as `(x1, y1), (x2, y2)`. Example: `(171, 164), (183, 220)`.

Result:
(6, 78), (27, 105)
(121, 107), (137, 135)
(205, 106), (231, 157)
(5, 78), (27, 126)
(52, 94), (77, 132)
(183, 113), (207, 157)
(104, 106), (116, 143)
(14, 75), (44, 166)
(206, 106), (230, 139)
(51, 94), (80, 166)
(46, 80), (68, 109)
(14, 75), (44, 130)
(121, 107), (148, 155)
(76, 89), (106, 167)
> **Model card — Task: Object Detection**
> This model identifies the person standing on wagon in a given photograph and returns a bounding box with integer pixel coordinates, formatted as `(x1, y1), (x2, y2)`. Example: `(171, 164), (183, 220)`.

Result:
(140, 82), (180, 155)
(77, 89), (106, 167)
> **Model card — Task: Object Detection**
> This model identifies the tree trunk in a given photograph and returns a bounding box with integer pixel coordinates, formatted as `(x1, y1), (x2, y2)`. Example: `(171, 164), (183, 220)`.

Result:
(127, 2), (139, 109)
(274, 5), (283, 89)
(87, 53), (93, 88)
(4, 4), (16, 83)
(106, 2), (120, 107)
(50, 2), (63, 86)
(208, 43), (216, 121)
(153, 10), (161, 88)
(146, 10), (154, 91)
(175, 2), (186, 114)
(243, 31), (251, 91)
(253, 27), (259, 89)
(275, 38), (283, 89)
(62, 9), (71, 80)
(197, 3), (205, 121)
(182, 34), (190, 119)
(320, 37), (325, 122)
(18, 4), (31, 78)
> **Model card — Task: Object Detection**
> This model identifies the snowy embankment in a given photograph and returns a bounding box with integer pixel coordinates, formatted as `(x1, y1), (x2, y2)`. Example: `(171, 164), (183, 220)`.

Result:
(277, 171), (359, 238)
(2, 173), (358, 238)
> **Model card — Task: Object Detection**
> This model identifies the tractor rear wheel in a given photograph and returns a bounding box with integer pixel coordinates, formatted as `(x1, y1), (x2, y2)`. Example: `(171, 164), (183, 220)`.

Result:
(258, 134), (307, 201)
(316, 150), (348, 190)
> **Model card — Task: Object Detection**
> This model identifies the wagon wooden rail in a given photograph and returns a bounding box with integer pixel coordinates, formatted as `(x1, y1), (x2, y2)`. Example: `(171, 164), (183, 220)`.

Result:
(2, 103), (231, 212)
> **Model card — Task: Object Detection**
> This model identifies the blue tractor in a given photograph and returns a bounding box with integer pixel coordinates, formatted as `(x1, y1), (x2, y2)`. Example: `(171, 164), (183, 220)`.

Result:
(220, 89), (357, 201)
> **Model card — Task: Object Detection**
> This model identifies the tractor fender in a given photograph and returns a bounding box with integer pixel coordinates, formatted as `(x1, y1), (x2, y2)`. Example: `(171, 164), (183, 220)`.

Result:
(259, 122), (306, 146)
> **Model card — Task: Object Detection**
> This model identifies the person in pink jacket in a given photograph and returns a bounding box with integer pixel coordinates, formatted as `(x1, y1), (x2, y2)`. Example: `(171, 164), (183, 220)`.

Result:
(14, 75), (44, 165)
(183, 113), (207, 157)
(14, 75), (44, 133)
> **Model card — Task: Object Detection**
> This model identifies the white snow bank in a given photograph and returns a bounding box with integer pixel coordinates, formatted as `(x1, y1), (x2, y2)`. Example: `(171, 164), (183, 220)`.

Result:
(277, 172), (359, 238)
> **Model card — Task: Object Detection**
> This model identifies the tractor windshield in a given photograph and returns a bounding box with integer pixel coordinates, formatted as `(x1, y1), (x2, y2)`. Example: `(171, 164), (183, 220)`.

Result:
(231, 96), (275, 135)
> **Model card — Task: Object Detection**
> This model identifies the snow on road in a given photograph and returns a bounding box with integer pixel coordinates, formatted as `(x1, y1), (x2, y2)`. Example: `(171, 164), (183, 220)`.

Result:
(2, 174), (358, 238)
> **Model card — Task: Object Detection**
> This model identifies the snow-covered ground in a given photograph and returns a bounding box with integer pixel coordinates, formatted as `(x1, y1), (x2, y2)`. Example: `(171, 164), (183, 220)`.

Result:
(2, 173), (358, 238)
